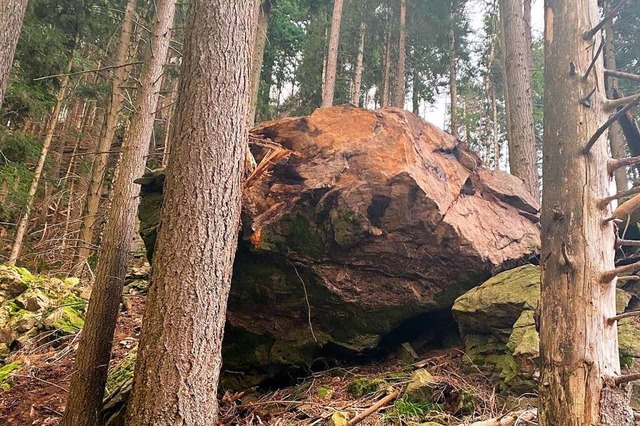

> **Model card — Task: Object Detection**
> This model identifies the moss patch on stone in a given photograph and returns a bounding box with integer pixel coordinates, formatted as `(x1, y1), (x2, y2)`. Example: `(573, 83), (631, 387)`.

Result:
(0, 360), (22, 391)
(347, 377), (387, 397)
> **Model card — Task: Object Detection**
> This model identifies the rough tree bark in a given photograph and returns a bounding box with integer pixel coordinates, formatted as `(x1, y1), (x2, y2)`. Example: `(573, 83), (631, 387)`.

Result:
(381, 24), (391, 107)
(8, 50), (74, 264)
(448, 3), (458, 138)
(351, 21), (366, 105)
(539, 0), (634, 424)
(500, 0), (539, 199)
(61, 1), (176, 424)
(248, 0), (270, 126)
(394, 0), (406, 108)
(0, 0), (29, 109)
(604, 0), (629, 192)
(321, 0), (344, 108)
(74, 0), (137, 271)
(125, 0), (255, 424)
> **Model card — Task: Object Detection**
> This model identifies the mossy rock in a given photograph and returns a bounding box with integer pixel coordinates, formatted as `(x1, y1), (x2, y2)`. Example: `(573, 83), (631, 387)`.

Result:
(44, 306), (84, 334)
(327, 411), (349, 426)
(0, 360), (22, 391)
(0, 265), (29, 302)
(404, 369), (436, 404)
(14, 288), (51, 312)
(347, 377), (387, 397)
(105, 347), (137, 400)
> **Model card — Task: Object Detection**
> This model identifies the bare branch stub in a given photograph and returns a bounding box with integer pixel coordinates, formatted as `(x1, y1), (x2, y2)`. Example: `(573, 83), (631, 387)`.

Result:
(605, 69), (640, 83)
(608, 310), (640, 325)
(584, 93), (640, 154)
(602, 260), (640, 282)
(599, 185), (640, 207)
(609, 156), (640, 174)
(614, 373), (640, 386)
(604, 92), (640, 112)
(583, 0), (632, 40)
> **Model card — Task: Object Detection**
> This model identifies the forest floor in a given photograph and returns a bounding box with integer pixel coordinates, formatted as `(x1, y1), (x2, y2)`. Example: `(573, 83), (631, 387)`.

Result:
(0, 283), (532, 426)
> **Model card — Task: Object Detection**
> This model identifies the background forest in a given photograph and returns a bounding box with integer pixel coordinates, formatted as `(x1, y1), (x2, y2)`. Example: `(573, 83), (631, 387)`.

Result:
(2, 0), (640, 424)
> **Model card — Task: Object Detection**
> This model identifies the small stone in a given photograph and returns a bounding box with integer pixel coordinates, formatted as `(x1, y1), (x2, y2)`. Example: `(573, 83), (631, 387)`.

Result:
(394, 342), (418, 364)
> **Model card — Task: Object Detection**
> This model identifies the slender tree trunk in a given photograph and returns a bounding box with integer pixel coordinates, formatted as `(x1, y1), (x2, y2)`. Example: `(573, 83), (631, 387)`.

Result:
(0, 0), (29, 109)
(61, 1), (176, 424)
(321, 0), (344, 108)
(161, 78), (178, 167)
(75, 0), (137, 271)
(248, 0), (270, 126)
(126, 0), (255, 423)
(351, 21), (366, 106)
(500, 0), (539, 199)
(448, 8), (458, 138)
(394, 0), (407, 108)
(8, 52), (74, 265)
(539, 0), (633, 424)
(412, 71), (420, 115)
(382, 27), (391, 108)
(604, 0), (628, 192)
(491, 82), (500, 170)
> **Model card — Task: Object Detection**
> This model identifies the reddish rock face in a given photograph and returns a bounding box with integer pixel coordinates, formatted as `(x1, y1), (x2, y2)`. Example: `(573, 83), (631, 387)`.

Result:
(138, 106), (540, 388)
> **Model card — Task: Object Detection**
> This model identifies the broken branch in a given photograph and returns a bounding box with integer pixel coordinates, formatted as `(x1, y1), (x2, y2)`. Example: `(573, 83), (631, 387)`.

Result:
(33, 61), (143, 81)
(602, 260), (640, 282)
(604, 92), (640, 112)
(347, 390), (399, 425)
(605, 69), (640, 83)
(609, 156), (640, 174)
(611, 195), (640, 221)
(614, 373), (640, 386)
(583, 0), (631, 40)
(608, 310), (640, 325)
(616, 238), (640, 248)
(583, 40), (604, 81)
(585, 94), (640, 154)
(599, 186), (640, 207)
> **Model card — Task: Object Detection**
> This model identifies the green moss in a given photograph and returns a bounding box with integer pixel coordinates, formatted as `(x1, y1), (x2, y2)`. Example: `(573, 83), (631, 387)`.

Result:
(47, 306), (84, 334)
(316, 386), (330, 398)
(0, 361), (22, 391)
(347, 377), (387, 397)
(105, 347), (137, 399)
(620, 354), (634, 369)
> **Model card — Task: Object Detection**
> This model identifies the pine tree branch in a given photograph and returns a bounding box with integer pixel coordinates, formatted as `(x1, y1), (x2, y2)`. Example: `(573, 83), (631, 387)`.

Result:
(605, 69), (640, 83)
(604, 92), (640, 112)
(583, 0), (632, 40)
(614, 373), (640, 386)
(599, 185), (640, 207)
(617, 275), (640, 282)
(602, 260), (640, 282)
(609, 156), (640, 174)
(608, 310), (640, 325)
(584, 93), (640, 153)
(33, 62), (143, 81)
(616, 238), (640, 248)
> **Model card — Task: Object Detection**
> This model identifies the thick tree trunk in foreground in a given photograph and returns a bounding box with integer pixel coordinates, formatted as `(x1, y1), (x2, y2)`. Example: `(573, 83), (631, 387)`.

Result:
(604, 0), (628, 192)
(321, 0), (344, 108)
(61, 1), (176, 424)
(248, 0), (270, 126)
(126, 0), (255, 424)
(75, 0), (137, 271)
(393, 0), (406, 108)
(9, 54), (73, 264)
(501, 0), (539, 199)
(539, 0), (633, 424)
(0, 0), (28, 109)
(351, 21), (366, 105)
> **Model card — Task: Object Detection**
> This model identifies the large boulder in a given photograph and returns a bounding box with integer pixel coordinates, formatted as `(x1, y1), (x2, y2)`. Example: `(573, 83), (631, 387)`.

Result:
(137, 106), (540, 387)
(453, 264), (640, 400)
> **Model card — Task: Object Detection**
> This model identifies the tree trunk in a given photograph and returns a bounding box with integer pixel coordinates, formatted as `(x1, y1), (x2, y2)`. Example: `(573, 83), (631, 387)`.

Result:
(0, 0), (29, 109)
(412, 71), (420, 115)
(351, 21), (366, 105)
(61, 1), (176, 424)
(8, 52), (74, 265)
(125, 0), (255, 424)
(321, 0), (344, 108)
(448, 8), (457, 138)
(75, 0), (137, 271)
(500, 0), (539, 199)
(394, 0), (406, 108)
(491, 82), (500, 170)
(604, 0), (629, 192)
(248, 0), (270, 126)
(382, 26), (391, 108)
(161, 78), (178, 167)
(539, 0), (633, 424)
